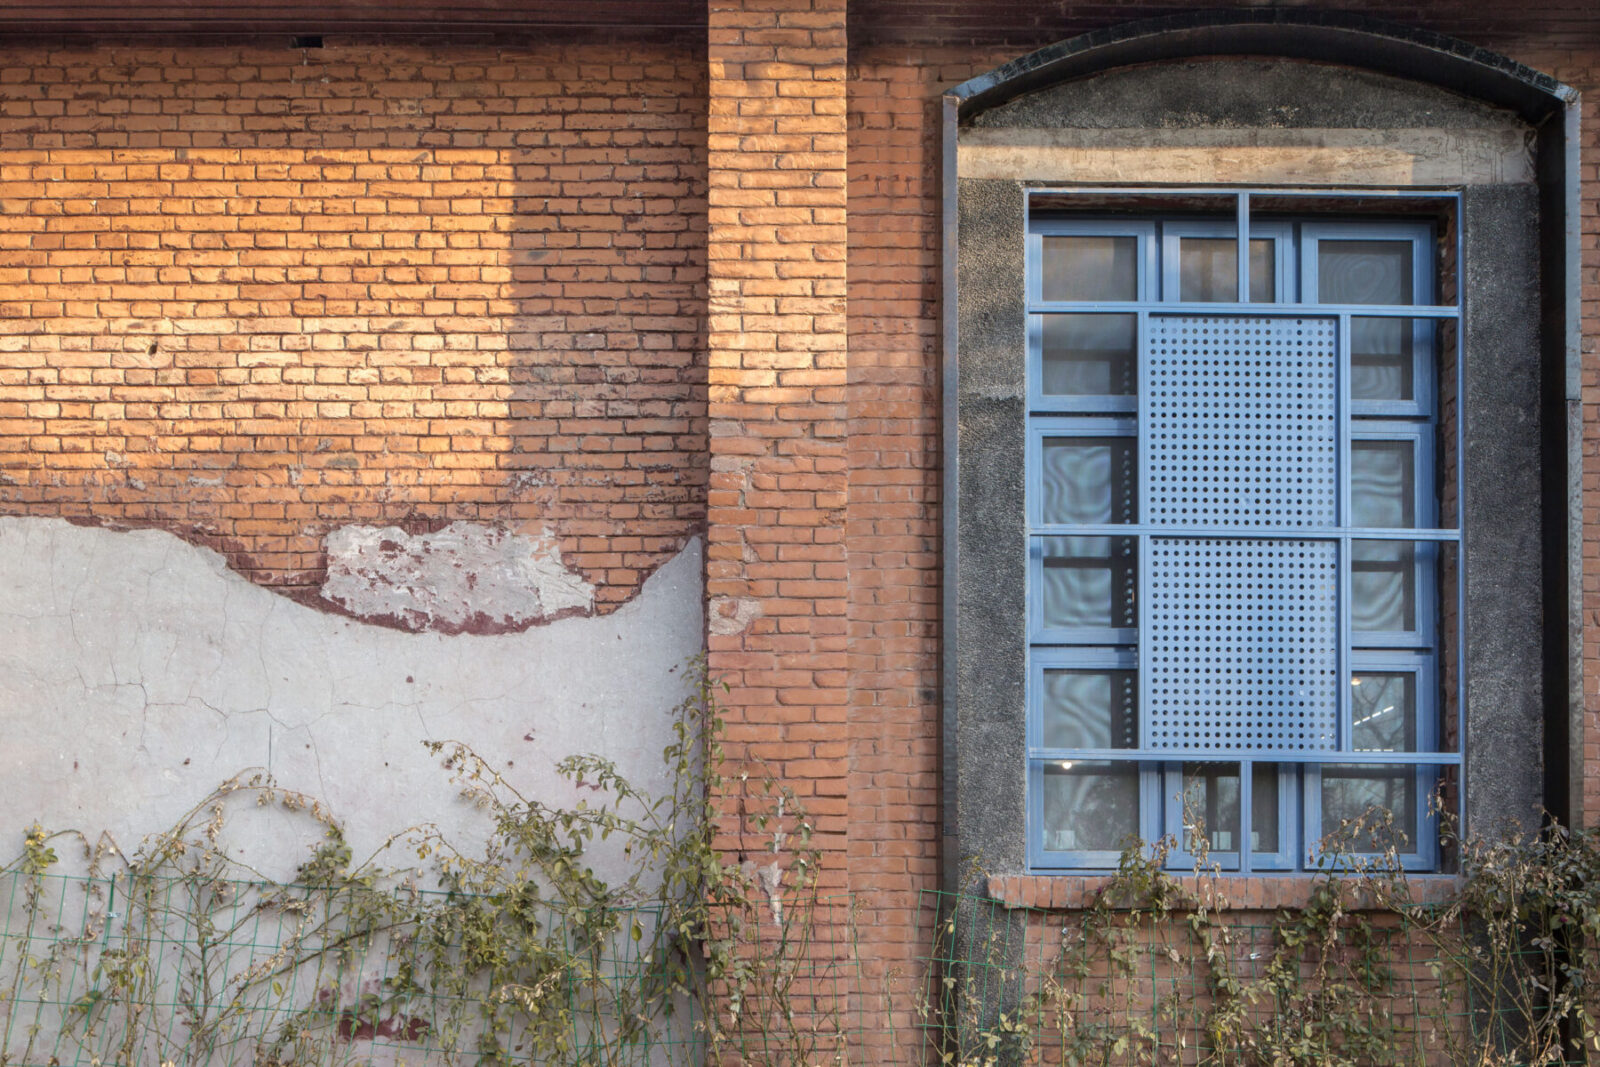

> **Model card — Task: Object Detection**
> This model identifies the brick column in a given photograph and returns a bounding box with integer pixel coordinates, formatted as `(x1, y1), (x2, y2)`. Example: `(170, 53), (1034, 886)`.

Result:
(705, 0), (850, 881)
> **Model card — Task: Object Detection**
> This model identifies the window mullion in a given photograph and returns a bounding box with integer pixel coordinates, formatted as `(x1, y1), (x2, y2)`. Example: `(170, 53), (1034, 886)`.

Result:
(1338, 311), (1353, 757)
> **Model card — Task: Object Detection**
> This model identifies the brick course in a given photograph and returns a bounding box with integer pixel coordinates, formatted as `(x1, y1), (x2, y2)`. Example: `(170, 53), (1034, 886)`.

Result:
(0, 43), (708, 610)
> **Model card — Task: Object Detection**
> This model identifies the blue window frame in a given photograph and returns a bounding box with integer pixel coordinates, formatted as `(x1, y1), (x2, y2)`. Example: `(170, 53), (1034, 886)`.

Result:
(1025, 193), (1461, 873)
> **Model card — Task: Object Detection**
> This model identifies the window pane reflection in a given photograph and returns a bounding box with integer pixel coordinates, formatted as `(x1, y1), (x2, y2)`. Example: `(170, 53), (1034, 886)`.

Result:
(1181, 762), (1240, 853)
(1040, 437), (1137, 525)
(1178, 238), (1274, 302)
(1252, 764), (1281, 855)
(1041, 537), (1137, 630)
(1042, 670), (1137, 749)
(1041, 314), (1137, 396)
(1352, 672), (1417, 753)
(1043, 236), (1138, 302)
(1352, 441), (1416, 528)
(1322, 765), (1419, 852)
(1319, 240), (1414, 305)
(1351, 317), (1416, 401)
(1351, 540), (1418, 634)
(1042, 761), (1140, 852)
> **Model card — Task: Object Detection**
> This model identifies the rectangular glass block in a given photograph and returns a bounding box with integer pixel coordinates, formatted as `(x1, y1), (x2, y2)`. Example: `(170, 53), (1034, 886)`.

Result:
(1318, 240), (1415, 305)
(1251, 763), (1281, 855)
(1042, 669), (1137, 749)
(1321, 764), (1421, 853)
(1040, 437), (1136, 525)
(1041, 537), (1137, 630)
(1181, 762), (1240, 854)
(1351, 316), (1417, 401)
(1351, 440), (1416, 528)
(1042, 761), (1141, 852)
(1178, 238), (1274, 302)
(1351, 672), (1418, 752)
(1041, 314), (1137, 396)
(1351, 540), (1419, 634)
(1042, 235), (1138, 302)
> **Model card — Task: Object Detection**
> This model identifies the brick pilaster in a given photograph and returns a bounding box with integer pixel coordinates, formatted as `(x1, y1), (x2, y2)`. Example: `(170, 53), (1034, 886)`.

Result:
(704, 0), (850, 879)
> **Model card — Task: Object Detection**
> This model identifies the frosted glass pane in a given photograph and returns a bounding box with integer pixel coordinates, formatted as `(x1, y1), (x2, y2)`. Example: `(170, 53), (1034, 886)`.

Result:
(1351, 540), (1417, 633)
(1042, 236), (1138, 302)
(1181, 763), (1239, 853)
(1041, 314), (1137, 396)
(1042, 670), (1137, 749)
(1040, 437), (1136, 524)
(1042, 761), (1140, 852)
(1319, 240), (1414, 305)
(1352, 441), (1416, 528)
(1352, 672), (1417, 752)
(1351, 317), (1415, 401)
(1322, 765), (1418, 851)
(1041, 537), (1136, 630)
(1178, 238), (1274, 302)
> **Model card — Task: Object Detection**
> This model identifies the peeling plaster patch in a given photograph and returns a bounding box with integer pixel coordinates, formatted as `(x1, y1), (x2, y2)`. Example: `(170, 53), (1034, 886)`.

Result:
(709, 596), (762, 636)
(0, 518), (703, 882)
(321, 522), (595, 634)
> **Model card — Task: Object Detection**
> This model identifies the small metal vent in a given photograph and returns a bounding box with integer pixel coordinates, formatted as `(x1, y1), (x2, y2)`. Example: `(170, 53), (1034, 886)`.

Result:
(1146, 316), (1337, 527)
(1146, 538), (1339, 754)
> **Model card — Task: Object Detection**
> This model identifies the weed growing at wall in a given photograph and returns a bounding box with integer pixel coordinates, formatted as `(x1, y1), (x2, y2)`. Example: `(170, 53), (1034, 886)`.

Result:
(922, 819), (1600, 1066)
(0, 659), (856, 1067)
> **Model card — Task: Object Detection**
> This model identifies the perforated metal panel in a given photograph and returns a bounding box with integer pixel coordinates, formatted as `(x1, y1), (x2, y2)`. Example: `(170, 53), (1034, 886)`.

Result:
(1146, 538), (1339, 754)
(1147, 316), (1337, 527)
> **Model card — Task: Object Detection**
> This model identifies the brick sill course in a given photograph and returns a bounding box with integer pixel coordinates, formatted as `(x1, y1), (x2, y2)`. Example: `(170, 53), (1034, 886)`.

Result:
(987, 873), (1464, 912)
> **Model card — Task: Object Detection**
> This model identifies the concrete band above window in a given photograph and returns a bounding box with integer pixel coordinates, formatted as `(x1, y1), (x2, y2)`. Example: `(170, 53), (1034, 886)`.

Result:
(942, 30), (1577, 886)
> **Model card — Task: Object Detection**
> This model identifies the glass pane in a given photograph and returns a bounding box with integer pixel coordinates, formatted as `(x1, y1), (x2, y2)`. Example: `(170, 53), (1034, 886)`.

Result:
(1180, 238), (1235, 303)
(1042, 670), (1137, 749)
(1181, 763), (1240, 854)
(1351, 317), (1415, 401)
(1352, 672), (1418, 753)
(1042, 235), (1138, 302)
(1351, 539), (1418, 633)
(1321, 765), (1419, 852)
(1041, 537), (1137, 630)
(1351, 441), (1416, 528)
(1318, 239), (1415, 305)
(1040, 437), (1136, 525)
(1042, 761), (1141, 852)
(1251, 764), (1281, 855)
(1041, 314), (1137, 396)
(1249, 239), (1274, 302)
(1177, 238), (1275, 302)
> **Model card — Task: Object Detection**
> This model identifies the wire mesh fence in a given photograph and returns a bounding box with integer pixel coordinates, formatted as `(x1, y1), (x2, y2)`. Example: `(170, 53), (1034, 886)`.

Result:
(0, 868), (863, 1067)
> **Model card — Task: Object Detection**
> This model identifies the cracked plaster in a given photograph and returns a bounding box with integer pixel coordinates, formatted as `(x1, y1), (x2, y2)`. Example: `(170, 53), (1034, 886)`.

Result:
(0, 518), (703, 882)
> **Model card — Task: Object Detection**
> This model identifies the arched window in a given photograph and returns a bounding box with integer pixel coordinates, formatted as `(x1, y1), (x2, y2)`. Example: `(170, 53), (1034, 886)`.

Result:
(942, 15), (1581, 879)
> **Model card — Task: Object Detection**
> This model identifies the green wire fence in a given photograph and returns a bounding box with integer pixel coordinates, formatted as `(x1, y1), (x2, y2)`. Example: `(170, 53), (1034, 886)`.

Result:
(0, 868), (863, 1067)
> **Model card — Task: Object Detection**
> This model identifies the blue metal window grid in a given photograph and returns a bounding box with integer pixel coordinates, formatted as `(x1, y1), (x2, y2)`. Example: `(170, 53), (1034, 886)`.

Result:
(1024, 191), (1462, 874)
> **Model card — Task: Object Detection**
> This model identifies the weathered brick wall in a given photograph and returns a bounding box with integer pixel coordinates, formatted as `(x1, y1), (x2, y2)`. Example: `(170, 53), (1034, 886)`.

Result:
(705, 0), (851, 871)
(0, 42), (708, 611)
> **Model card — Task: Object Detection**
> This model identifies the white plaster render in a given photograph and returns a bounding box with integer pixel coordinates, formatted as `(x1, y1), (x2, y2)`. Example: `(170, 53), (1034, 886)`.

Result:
(0, 518), (703, 882)
(321, 522), (595, 632)
(957, 127), (1535, 185)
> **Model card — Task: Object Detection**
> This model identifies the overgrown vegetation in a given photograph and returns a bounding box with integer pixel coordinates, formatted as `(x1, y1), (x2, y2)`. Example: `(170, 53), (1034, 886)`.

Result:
(0, 659), (855, 1067)
(926, 815), (1600, 1067)
(6, 666), (1600, 1067)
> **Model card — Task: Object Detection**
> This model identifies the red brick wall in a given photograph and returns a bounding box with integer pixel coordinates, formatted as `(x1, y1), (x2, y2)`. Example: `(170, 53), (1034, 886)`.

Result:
(705, 0), (851, 871)
(0, 42), (708, 610)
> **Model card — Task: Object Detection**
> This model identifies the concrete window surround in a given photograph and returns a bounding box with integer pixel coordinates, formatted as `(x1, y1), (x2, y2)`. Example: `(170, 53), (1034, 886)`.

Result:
(940, 13), (1583, 888)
